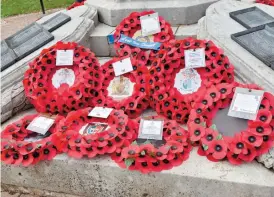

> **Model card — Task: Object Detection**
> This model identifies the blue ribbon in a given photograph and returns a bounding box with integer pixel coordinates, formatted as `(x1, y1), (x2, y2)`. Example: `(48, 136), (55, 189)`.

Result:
(117, 34), (161, 50)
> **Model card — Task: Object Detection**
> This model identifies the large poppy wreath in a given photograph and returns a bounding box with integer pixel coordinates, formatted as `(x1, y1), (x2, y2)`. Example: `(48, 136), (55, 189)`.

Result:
(1, 114), (64, 166)
(187, 82), (274, 164)
(23, 41), (102, 115)
(52, 107), (139, 159)
(111, 116), (192, 173)
(256, 0), (274, 6)
(98, 57), (150, 118)
(149, 38), (235, 124)
(113, 10), (174, 67)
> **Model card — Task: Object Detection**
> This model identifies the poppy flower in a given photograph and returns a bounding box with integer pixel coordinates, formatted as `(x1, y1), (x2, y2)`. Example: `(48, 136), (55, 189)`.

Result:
(208, 140), (228, 160)
(242, 131), (263, 147)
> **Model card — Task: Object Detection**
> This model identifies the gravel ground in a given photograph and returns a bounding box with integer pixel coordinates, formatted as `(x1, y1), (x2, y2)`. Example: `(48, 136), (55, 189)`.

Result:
(1, 9), (62, 39)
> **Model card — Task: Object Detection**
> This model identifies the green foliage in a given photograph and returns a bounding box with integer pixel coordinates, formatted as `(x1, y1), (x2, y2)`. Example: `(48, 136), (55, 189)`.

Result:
(202, 144), (208, 151)
(124, 158), (135, 168)
(216, 133), (223, 140)
(210, 124), (218, 131)
(2, 0), (74, 17)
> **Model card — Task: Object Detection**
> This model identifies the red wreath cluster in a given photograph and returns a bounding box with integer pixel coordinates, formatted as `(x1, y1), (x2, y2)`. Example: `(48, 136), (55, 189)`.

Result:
(51, 108), (138, 159)
(111, 117), (192, 173)
(149, 38), (235, 123)
(1, 114), (64, 166)
(67, 0), (86, 10)
(23, 42), (102, 115)
(256, 0), (274, 6)
(187, 82), (274, 164)
(99, 57), (150, 118)
(114, 10), (174, 67)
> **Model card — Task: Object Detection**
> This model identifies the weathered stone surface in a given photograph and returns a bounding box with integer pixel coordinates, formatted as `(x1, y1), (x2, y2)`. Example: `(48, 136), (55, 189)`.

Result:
(86, 0), (218, 26)
(2, 108), (274, 197)
(197, 0), (274, 93)
(1, 6), (97, 123)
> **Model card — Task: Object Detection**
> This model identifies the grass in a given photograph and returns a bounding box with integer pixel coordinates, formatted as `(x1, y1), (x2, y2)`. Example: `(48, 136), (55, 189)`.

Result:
(1, 0), (75, 17)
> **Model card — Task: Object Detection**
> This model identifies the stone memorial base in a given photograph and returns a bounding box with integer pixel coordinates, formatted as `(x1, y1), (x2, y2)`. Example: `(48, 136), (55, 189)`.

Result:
(1, 108), (274, 197)
(1, 5), (98, 123)
(197, 0), (274, 93)
(86, 0), (218, 26)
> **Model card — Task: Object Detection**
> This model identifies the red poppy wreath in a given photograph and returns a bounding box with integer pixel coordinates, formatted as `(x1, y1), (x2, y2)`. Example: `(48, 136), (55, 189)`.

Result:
(113, 10), (174, 67)
(23, 41), (102, 115)
(98, 57), (150, 118)
(256, 0), (274, 6)
(1, 114), (64, 166)
(67, 0), (86, 10)
(111, 116), (192, 174)
(51, 107), (138, 159)
(187, 82), (274, 165)
(149, 37), (235, 124)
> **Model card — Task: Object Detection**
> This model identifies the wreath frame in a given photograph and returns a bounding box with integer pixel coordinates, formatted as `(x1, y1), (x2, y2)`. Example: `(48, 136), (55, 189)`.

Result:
(111, 116), (192, 173)
(1, 114), (64, 166)
(113, 10), (175, 67)
(149, 38), (235, 124)
(187, 82), (274, 164)
(23, 41), (102, 115)
(52, 107), (138, 159)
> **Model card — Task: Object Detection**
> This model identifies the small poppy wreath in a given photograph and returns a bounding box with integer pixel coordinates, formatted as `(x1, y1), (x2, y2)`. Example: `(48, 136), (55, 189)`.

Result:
(149, 38), (235, 124)
(256, 0), (274, 6)
(113, 10), (174, 67)
(187, 82), (274, 165)
(1, 114), (64, 166)
(52, 107), (139, 159)
(98, 57), (150, 118)
(23, 41), (102, 115)
(111, 116), (192, 174)
(67, 0), (86, 10)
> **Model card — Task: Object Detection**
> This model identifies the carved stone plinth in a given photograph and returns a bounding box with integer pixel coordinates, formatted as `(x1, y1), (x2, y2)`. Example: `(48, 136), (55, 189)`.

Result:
(197, 0), (274, 93)
(86, 0), (218, 26)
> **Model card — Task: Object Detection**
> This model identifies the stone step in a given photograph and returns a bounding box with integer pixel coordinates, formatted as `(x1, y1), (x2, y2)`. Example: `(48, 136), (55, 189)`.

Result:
(89, 23), (198, 57)
(85, 0), (218, 26)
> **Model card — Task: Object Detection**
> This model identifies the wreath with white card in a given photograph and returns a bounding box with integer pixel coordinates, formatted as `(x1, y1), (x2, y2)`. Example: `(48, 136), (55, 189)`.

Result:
(149, 38), (235, 124)
(98, 57), (150, 118)
(51, 107), (138, 159)
(23, 41), (102, 115)
(1, 114), (64, 166)
(111, 116), (192, 174)
(113, 10), (174, 67)
(187, 82), (274, 164)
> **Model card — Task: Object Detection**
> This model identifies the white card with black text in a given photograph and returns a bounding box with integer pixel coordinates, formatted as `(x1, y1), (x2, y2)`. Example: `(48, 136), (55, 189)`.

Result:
(56, 50), (74, 66)
(113, 57), (133, 76)
(26, 116), (55, 135)
(138, 119), (164, 140)
(140, 13), (161, 36)
(228, 87), (264, 120)
(185, 48), (206, 68)
(88, 107), (113, 118)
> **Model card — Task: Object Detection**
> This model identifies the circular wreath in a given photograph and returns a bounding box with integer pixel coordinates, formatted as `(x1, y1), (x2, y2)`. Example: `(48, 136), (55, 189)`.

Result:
(256, 0), (274, 6)
(23, 41), (102, 115)
(149, 38), (235, 124)
(111, 116), (192, 174)
(98, 57), (150, 118)
(187, 82), (274, 164)
(1, 114), (64, 166)
(113, 10), (174, 67)
(52, 107), (138, 159)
